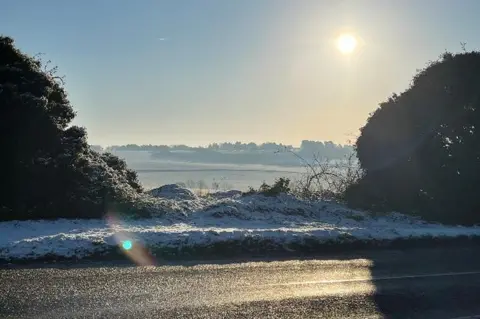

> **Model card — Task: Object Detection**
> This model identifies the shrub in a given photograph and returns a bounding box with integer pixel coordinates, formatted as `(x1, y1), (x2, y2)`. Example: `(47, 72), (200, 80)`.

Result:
(240, 151), (361, 201)
(289, 151), (362, 202)
(258, 177), (291, 196)
(346, 51), (480, 225)
(0, 36), (142, 220)
(242, 186), (257, 196)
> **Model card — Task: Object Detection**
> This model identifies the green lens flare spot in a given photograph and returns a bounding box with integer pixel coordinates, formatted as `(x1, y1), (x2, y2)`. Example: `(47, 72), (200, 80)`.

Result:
(122, 240), (133, 250)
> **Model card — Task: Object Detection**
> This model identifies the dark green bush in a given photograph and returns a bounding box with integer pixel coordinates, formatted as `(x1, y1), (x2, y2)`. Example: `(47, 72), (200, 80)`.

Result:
(258, 178), (291, 196)
(0, 36), (142, 220)
(346, 51), (480, 225)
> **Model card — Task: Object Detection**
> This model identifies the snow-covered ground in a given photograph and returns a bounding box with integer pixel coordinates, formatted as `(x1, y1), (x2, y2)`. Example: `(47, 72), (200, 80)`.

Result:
(1, 186), (479, 261)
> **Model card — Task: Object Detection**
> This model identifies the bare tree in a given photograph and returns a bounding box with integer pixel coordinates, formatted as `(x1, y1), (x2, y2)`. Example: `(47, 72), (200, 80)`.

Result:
(284, 149), (362, 201)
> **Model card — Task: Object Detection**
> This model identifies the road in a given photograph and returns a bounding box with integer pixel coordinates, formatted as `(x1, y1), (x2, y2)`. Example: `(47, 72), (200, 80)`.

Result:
(1, 246), (480, 318)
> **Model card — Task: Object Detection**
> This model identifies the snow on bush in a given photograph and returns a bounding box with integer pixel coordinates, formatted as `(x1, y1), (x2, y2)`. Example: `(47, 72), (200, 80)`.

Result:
(1, 185), (479, 261)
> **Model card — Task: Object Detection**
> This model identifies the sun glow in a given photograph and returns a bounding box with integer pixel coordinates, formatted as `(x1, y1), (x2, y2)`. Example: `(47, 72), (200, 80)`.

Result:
(336, 34), (358, 55)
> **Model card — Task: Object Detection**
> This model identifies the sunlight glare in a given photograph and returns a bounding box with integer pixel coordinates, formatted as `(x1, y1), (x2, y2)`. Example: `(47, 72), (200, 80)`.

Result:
(336, 34), (358, 55)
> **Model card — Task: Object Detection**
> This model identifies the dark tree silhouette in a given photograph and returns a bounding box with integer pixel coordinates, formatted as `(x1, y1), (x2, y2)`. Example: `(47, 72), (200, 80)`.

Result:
(0, 36), (142, 220)
(346, 51), (480, 224)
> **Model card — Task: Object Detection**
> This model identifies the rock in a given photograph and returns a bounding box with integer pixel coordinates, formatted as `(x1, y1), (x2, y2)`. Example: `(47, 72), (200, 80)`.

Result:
(148, 184), (197, 200)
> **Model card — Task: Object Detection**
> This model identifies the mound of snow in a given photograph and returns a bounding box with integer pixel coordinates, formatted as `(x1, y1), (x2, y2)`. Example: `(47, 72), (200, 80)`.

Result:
(148, 184), (197, 200)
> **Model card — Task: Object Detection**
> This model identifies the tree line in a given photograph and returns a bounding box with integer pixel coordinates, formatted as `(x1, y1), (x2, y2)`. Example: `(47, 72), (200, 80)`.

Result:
(99, 140), (354, 161)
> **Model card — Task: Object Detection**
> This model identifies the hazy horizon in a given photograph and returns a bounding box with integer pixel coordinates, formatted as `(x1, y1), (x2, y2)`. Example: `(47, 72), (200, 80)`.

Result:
(3, 0), (480, 146)
(94, 139), (353, 148)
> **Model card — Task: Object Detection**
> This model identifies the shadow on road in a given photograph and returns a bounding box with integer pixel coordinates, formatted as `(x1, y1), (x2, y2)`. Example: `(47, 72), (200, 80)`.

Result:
(367, 245), (480, 318)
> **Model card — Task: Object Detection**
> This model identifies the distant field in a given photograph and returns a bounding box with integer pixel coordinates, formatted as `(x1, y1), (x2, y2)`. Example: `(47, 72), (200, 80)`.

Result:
(111, 150), (304, 190)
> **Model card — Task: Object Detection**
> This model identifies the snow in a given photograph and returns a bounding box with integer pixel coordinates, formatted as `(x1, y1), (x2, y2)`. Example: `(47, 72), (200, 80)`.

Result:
(1, 189), (479, 261)
(148, 184), (197, 200)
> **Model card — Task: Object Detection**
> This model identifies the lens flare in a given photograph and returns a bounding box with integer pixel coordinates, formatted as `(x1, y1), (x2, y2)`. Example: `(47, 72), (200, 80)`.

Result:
(106, 212), (156, 266)
(122, 240), (133, 251)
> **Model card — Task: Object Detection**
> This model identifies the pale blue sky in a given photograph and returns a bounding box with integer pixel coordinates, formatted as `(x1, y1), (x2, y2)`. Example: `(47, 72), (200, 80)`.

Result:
(2, 1), (480, 146)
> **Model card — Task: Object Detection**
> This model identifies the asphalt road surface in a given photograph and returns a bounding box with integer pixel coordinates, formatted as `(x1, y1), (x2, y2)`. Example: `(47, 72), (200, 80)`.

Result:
(2, 246), (480, 318)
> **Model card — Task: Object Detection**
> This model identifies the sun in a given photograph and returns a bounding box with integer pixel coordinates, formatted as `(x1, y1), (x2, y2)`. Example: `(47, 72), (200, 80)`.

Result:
(336, 34), (358, 55)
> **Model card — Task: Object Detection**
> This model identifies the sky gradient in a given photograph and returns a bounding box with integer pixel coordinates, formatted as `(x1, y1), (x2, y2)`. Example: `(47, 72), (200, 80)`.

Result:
(2, 0), (480, 146)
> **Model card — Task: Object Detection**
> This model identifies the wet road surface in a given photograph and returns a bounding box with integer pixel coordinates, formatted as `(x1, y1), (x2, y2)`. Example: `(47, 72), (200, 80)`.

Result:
(2, 246), (480, 318)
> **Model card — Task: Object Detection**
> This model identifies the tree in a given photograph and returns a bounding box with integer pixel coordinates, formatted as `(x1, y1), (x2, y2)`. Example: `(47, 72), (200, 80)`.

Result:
(0, 36), (142, 220)
(346, 51), (480, 224)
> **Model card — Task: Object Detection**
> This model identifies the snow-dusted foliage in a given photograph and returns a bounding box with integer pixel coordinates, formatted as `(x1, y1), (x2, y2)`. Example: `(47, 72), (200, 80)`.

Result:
(1, 186), (479, 261)
(0, 36), (143, 220)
